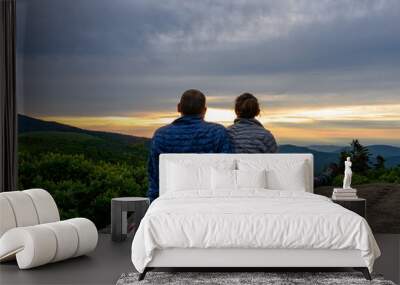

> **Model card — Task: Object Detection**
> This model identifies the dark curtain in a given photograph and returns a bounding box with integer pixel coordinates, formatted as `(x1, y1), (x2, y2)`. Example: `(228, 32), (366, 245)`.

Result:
(0, 0), (17, 192)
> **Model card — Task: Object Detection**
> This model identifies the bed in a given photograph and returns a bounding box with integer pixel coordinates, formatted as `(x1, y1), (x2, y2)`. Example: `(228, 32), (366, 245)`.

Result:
(131, 154), (380, 280)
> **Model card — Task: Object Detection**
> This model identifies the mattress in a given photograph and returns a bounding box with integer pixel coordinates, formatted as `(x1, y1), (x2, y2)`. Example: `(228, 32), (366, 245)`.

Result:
(131, 190), (380, 273)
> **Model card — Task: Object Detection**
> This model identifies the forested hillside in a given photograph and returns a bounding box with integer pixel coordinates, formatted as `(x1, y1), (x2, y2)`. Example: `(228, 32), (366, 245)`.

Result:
(18, 117), (150, 229)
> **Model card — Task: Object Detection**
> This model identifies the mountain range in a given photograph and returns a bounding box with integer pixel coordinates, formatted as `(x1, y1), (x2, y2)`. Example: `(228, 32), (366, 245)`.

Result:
(18, 114), (400, 173)
(18, 114), (149, 146)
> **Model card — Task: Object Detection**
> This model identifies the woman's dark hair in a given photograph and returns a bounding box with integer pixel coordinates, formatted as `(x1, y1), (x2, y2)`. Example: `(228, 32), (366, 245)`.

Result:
(234, 93), (260, 119)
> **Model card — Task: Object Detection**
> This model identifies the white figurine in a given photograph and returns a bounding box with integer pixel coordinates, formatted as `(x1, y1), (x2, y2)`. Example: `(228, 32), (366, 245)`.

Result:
(343, 157), (353, 189)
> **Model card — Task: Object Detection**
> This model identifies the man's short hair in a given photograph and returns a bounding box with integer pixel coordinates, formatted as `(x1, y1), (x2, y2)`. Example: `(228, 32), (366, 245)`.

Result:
(179, 89), (206, 115)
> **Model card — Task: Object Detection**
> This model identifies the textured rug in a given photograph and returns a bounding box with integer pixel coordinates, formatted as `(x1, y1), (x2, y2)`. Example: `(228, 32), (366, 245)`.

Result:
(116, 272), (396, 285)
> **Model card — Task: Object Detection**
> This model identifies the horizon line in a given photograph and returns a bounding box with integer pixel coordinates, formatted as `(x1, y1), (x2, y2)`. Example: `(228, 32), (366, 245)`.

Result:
(18, 113), (400, 148)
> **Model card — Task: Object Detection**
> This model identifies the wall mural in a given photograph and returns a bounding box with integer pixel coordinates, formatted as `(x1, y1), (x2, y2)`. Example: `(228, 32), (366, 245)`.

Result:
(16, 0), (400, 231)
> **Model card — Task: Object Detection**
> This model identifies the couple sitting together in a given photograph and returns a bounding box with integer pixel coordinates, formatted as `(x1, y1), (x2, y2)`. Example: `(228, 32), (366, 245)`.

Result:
(148, 89), (277, 202)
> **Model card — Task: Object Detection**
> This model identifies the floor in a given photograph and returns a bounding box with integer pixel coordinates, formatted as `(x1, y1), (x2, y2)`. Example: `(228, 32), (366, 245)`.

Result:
(0, 234), (134, 285)
(1, 234), (399, 285)
(374, 234), (400, 284)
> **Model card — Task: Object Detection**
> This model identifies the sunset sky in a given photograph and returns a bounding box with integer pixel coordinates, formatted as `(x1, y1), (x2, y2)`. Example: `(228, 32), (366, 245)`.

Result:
(16, 0), (400, 146)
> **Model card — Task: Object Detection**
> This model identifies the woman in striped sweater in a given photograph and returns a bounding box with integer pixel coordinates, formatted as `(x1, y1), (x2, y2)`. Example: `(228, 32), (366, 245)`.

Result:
(227, 93), (278, 153)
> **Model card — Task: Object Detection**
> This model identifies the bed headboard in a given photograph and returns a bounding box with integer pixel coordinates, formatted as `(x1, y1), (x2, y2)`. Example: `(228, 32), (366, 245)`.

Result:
(159, 153), (314, 196)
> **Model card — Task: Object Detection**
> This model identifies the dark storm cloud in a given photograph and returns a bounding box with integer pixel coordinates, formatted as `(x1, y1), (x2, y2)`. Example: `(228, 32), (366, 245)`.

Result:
(18, 0), (400, 72)
(17, 0), (179, 56)
(16, 0), (400, 117)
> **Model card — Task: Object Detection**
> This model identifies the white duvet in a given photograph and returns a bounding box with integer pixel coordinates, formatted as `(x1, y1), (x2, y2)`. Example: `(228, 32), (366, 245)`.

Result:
(131, 190), (380, 273)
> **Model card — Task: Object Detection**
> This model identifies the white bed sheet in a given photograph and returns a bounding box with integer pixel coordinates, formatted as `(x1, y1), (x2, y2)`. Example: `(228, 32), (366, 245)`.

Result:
(131, 190), (380, 273)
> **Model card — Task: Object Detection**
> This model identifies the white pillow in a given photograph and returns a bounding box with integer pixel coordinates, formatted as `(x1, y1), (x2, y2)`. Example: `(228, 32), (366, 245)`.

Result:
(166, 160), (235, 192)
(167, 163), (209, 191)
(211, 168), (236, 190)
(211, 169), (268, 190)
(266, 165), (306, 191)
(238, 160), (307, 191)
(236, 169), (267, 189)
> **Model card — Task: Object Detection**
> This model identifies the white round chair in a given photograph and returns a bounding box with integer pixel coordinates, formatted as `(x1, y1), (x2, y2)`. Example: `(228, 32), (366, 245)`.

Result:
(0, 189), (98, 269)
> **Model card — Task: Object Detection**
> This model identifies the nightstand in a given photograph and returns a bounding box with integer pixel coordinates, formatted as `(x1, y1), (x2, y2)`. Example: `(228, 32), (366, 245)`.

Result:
(111, 197), (150, 242)
(332, 198), (366, 218)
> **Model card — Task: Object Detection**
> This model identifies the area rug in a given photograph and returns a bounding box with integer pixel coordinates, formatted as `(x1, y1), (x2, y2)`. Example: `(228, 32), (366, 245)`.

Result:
(116, 272), (396, 285)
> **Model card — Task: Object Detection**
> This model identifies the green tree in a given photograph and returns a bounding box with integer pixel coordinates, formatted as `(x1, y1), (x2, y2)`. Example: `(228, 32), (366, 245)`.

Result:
(374, 155), (386, 170)
(350, 139), (370, 173)
(18, 151), (148, 229)
(338, 140), (370, 175)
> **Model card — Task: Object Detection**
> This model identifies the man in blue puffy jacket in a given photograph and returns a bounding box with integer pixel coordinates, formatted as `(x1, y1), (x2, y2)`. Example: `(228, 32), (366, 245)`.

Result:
(147, 89), (233, 202)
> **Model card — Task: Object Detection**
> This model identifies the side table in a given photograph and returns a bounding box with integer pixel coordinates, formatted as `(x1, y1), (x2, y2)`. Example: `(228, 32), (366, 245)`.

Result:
(111, 197), (149, 242)
(332, 198), (366, 218)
